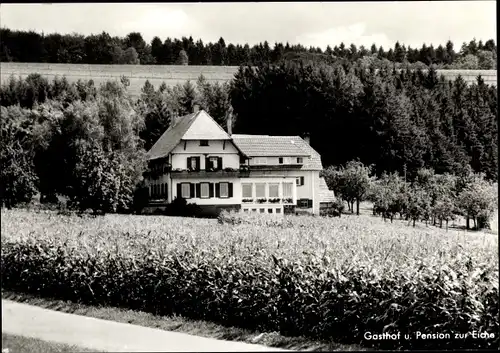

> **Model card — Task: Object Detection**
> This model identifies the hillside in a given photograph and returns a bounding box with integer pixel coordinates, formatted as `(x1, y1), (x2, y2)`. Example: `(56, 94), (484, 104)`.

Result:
(0, 63), (497, 97)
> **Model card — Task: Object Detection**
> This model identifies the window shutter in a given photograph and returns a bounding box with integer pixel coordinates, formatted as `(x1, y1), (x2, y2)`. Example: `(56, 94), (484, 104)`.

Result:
(228, 183), (233, 197)
(215, 183), (220, 197)
(308, 199), (313, 208)
(187, 157), (191, 170)
(209, 183), (214, 198)
(196, 156), (201, 170)
(189, 183), (195, 198)
(196, 183), (201, 198)
(301, 177), (305, 186)
(218, 157), (223, 170)
(177, 183), (182, 199)
(165, 186), (168, 200)
(205, 156), (210, 170)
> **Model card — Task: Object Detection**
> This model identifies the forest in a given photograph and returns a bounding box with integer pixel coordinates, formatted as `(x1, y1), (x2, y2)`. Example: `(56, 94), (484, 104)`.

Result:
(0, 27), (497, 69)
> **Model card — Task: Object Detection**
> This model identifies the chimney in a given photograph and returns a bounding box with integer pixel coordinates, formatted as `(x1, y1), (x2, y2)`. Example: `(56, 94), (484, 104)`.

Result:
(172, 111), (179, 125)
(193, 104), (199, 113)
(303, 133), (310, 145)
(226, 106), (233, 135)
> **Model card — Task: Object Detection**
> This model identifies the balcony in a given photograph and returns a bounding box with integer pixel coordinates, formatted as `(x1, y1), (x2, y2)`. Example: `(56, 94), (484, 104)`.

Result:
(171, 167), (249, 179)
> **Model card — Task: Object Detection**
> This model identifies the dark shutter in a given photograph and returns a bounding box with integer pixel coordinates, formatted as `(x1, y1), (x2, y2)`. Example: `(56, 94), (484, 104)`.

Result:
(177, 183), (182, 199)
(228, 183), (233, 197)
(196, 183), (201, 198)
(187, 157), (191, 170)
(279, 157), (283, 164)
(218, 157), (223, 170)
(205, 156), (210, 170)
(165, 185), (168, 201)
(161, 184), (164, 197)
(301, 177), (305, 186)
(209, 183), (214, 198)
(307, 199), (313, 208)
(215, 183), (220, 198)
(189, 183), (195, 198)
(196, 156), (201, 170)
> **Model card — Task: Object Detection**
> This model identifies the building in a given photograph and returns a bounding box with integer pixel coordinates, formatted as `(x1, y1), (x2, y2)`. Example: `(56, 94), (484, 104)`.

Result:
(144, 109), (334, 216)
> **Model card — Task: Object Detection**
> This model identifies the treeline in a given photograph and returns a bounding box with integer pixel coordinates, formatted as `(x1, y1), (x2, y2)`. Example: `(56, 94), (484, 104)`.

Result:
(231, 61), (498, 182)
(0, 27), (497, 69)
(322, 161), (497, 230)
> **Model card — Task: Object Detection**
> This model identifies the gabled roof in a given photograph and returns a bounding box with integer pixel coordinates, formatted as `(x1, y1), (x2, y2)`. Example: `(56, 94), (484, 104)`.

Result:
(231, 135), (309, 157)
(231, 134), (323, 170)
(146, 110), (233, 160)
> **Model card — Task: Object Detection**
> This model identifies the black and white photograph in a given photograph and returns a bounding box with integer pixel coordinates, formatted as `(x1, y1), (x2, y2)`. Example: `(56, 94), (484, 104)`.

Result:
(0, 1), (498, 351)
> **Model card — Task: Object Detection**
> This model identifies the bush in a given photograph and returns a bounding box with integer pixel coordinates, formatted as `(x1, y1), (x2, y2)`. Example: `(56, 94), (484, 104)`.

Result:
(164, 197), (201, 217)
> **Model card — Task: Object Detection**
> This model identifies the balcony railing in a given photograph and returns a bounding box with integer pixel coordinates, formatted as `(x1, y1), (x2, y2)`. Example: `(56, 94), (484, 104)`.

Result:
(171, 167), (250, 179)
(242, 197), (294, 204)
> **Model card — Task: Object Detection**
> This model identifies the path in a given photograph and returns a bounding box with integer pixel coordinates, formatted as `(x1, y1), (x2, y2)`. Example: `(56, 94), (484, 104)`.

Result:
(2, 300), (288, 352)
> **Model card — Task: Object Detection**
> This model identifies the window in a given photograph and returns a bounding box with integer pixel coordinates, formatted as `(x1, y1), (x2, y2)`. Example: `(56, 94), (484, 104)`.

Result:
(255, 183), (266, 198)
(298, 199), (310, 208)
(200, 183), (210, 198)
(296, 176), (305, 186)
(284, 157), (291, 164)
(269, 183), (279, 198)
(254, 157), (267, 165)
(279, 157), (283, 164)
(283, 183), (293, 198)
(276, 208), (281, 214)
(209, 157), (219, 170)
(297, 157), (304, 164)
(268, 208), (273, 213)
(190, 158), (197, 170)
(242, 183), (253, 198)
(220, 182), (229, 198)
(252, 209), (257, 212)
(200, 140), (209, 146)
(181, 183), (190, 198)
(243, 209), (249, 213)
(260, 208), (265, 213)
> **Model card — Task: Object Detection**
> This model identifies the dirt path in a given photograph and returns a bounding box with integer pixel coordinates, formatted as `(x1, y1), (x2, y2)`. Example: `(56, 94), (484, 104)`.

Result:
(2, 300), (287, 352)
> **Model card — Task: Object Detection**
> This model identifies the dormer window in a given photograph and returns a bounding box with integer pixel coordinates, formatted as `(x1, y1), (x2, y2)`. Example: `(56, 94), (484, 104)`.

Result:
(200, 140), (209, 146)
(297, 157), (304, 164)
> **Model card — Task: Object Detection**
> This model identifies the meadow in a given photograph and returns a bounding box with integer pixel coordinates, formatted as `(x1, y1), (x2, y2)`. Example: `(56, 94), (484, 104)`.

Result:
(1, 209), (498, 350)
(0, 63), (497, 97)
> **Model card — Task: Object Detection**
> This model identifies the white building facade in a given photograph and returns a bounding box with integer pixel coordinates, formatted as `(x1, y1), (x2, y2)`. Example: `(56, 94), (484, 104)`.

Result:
(144, 110), (331, 216)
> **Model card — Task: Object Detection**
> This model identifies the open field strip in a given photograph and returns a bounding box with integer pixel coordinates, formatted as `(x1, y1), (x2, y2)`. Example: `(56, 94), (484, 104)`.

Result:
(1, 209), (498, 350)
(0, 63), (497, 96)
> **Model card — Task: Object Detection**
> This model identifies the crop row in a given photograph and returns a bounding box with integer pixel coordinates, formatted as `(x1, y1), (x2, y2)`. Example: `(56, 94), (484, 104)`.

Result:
(1, 209), (498, 349)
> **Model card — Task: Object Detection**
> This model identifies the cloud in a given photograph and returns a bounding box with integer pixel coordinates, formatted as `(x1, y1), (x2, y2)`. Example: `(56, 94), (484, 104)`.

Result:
(119, 8), (199, 42)
(296, 23), (392, 50)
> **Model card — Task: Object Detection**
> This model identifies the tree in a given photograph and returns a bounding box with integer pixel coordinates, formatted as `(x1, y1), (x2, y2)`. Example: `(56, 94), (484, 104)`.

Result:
(477, 50), (496, 69)
(322, 160), (373, 215)
(456, 173), (497, 229)
(0, 106), (39, 208)
(177, 49), (189, 65)
(122, 47), (140, 64)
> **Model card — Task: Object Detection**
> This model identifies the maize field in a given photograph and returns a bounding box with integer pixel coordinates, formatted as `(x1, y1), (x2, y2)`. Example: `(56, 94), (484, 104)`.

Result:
(1, 209), (498, 350)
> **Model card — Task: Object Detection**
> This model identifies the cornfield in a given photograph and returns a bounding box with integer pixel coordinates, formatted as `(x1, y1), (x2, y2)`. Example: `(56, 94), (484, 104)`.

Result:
(1, 209), (498, 350)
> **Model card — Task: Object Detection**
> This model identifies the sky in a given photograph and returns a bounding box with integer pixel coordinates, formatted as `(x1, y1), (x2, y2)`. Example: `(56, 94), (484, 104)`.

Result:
(0, 2), (496, 50)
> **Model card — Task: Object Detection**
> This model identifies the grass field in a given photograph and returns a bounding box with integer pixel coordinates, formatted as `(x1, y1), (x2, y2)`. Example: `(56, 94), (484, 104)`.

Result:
(2, 333), (97, 353)
(1, 209), (498, 350)
(0, 63), (497, 97)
